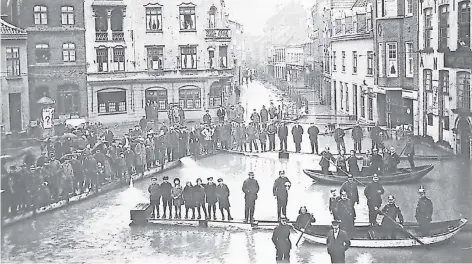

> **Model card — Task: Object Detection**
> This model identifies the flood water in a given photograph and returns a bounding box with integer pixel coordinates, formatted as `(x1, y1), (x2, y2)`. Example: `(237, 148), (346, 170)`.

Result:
(2, 152), (471, 263)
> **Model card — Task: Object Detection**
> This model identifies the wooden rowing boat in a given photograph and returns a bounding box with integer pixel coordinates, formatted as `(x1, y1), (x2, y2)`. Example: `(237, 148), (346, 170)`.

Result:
(303, 164), (434, 185)
(140, 218), (295, 230)
(293, 218), (467, 248)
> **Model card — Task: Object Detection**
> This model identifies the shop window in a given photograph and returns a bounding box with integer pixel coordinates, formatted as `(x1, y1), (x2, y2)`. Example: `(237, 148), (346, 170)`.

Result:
(97, 89), (127, 114)
(146, 89), (168, 110)
(179, 87), (201, 109)
(57, 85), (79, 115)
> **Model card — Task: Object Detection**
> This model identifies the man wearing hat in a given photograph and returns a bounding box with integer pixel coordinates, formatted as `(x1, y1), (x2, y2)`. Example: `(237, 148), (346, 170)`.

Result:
(242, 171), (260, 223)
(158, 176), (172, 218)
(386, 147), (400, 172)
(326, 220), (351, 263)
(203, 109), (212, 125)
(335, 190), (355, 232)
(415, 186), (433, 236)
(369, 148), (383, 175)
(351, 121), (363, 153)
(307, 122), (320, 154)
(379, 195), (404, 239)
(277, 122), (289, 152)
(148, 177), (161, 218)
(273, 170), (292, 219)
(216, 178), (233, 220)
(271, 215), (292, 262)
(340, 174), (359, 208)
(319, 147), (335, 176)
(204, 177), (218, 220)
(267, 121), (277, 151)
(291, 121), (304, 153)
(363, 174), (385, 226)
(329, 188), (340, 220)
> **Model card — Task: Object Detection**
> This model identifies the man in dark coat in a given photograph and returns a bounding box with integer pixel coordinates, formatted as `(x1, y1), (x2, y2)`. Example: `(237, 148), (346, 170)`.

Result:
(364, 174), (384, 226)
(148, 177), (161, 218)
(307, 122), (319, 154)
(193, 178), (208, 219)
(404, 136), (415, 168)
(273, 170), (291, 219)
(139, 116), (148, 132)
(242, 171), (259, 223)
(340, 175), (359, 207)
(415, 186), (433, 236)
(346, 150), (361, 176)
(278, 122), (289, 152)
(160, 176), (173, 219)
(336, 190), (355, 233)
(250, 109), (261, 128)
(351, 121), (363, 153)
(217, 106), (226, 123)
(272, 216), (292, 262)
(216, 178), (233, 220)
(333, 125), (346, 155)
(319, 147), (335, 176)
(203, 110), (212, 125)
(291, 122), (304, 153)
(370, 122), (382, 150)
(103, 128), (114, 146)
(380, 195), (404, 239)
(260, 105), (269, 128)
(267, 121), (277, 151)
(326, 220), (351, 263)
(369, 149), (383, 175)
(204, 177), (218, 220)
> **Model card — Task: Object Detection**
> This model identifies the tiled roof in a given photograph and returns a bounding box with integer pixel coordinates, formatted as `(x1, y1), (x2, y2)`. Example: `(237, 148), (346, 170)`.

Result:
(0, 19), (26, 35)
(352, 0), (372, 8)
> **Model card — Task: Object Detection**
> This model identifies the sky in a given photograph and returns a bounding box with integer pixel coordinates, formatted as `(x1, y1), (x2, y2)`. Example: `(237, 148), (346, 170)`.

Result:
(225, 0), (313, 35)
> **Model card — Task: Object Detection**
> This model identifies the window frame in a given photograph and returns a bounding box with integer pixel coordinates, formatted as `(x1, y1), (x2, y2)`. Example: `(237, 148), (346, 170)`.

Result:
(179, 7), (196, 31)
(352, 51), (358, 74)
(405, 0), (413, 16)
(361, 92), (366, 118)
(424, 8), (434, 49)
(368, 96), (373, 120)
(33, 5), (48, 25)
(62, 43), (76, 62)
(113, 47), (125, 72)
(378, 43), (384, 77)
(332, 51), (337, 71)
(96, 47), (109, 72)
(439, 70), (449, 95)
(5, 47), (20, 77)
(457, 71), (471, 110)
(35, 43), (50, 63)
(219, 46), (228, 69)
(458, 0), (471, 48)
(61, 6), (75, 25)
(386, 42), (398, 77)
(438, 5), (449, 49)
(423, 69), (433, 92)
(367, 51), (374, 76)
(341, 51), (346, 72)
(209, 84), (223, 108)
(146, 7), (163, 32)
(179, 88), (201, 110)
(180, 46), (197, 69)
(405, 42), (414, 78)
(97, 90), (127, 114)
(147, 46), (164, 70)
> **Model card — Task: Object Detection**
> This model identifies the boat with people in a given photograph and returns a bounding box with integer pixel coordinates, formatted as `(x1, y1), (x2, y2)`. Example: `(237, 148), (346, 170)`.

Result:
(303, 164), (434, 185)
(293, 218), (468, 248)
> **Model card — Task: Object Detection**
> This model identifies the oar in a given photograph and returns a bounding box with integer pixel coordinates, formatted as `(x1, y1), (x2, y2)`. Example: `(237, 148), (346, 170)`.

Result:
(377, 209), (425, 246)
(295, 214), (313, 246)
(327, 159), (366, 187)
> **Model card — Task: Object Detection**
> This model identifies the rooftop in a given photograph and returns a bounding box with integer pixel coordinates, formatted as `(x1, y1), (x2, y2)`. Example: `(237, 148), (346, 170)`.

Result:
(0, 18), (26, 39)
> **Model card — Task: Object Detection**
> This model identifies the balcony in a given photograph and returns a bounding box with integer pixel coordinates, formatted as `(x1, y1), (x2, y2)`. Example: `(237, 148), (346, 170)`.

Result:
(112, 31), (125, 41)
(205, 29), (231, 41)
(96, 32), (108, 42)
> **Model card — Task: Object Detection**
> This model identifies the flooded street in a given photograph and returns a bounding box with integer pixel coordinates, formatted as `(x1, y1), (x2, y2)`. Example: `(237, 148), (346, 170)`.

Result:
(2, 152), (471, 263)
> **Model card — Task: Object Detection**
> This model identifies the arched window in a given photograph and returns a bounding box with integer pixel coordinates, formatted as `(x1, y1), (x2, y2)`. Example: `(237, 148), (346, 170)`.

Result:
(457, 71), (471, 110)
(208, 6), (217, 28)
(179, 86), (201, 109)
(111, 8), (123, 31)
(57, 84), (80, 115)
(209, 81), (223, 108)
(145, 88), (168, 110)
(97, 88), (127, 114)
(94, 8), (108, 32)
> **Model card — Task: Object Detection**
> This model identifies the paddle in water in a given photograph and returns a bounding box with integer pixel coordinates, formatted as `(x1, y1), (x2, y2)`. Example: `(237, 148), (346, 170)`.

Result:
(376, 207), (425, 246)
(295, 214), (314, 246)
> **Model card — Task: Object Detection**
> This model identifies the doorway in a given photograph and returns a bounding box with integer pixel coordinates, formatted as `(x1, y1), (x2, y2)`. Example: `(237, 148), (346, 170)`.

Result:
(456, 117), (471, 160)
(9, 93), (22, 131)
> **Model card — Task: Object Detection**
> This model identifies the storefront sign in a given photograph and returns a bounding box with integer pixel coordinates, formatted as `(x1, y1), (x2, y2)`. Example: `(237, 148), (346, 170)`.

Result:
(444, 50), (472, 69)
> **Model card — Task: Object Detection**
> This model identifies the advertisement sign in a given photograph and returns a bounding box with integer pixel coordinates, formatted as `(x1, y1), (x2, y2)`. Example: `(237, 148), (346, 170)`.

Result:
(42, 108), (54, 129)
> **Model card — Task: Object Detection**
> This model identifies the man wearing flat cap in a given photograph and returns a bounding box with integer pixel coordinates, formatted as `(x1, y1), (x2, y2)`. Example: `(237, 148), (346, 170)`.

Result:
(242, 171), (259, 223)
(326, 220), (351, 263)
(160, 176), (173, 219)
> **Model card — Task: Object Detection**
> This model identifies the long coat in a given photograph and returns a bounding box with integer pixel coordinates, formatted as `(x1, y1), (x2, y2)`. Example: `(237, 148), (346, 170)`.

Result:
(326, 229), (351, 263)
(340, 181), (359, 204)
(172, 185), (184, 206)
(183, 185), (195, 207)
(204, 182), (218, 204)
(193, 184), (206, 205)
(291, 125), (304, 143)
(134, 143), (146, 166)
(242, 178), (259, 201)
(216, 183), (230, 209)
(272, 224), (292, 253)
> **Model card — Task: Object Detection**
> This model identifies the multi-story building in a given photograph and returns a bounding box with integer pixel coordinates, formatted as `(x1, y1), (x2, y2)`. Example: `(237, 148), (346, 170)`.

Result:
(330, 2), (376, 121)
(229, 19), (244, 87)
(374, 0), (419, 129)
(1, 19), (30, 132)
(12, 0), (87, 120)
(273, 45), (287, 81)
(84, 0), (234, 123)
(286, 44), (305, 89)
(418, 0), (471, 158)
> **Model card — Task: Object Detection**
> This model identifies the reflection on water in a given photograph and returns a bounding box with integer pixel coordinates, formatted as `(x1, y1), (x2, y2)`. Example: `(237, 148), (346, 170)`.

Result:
(1, 154), (471, 263)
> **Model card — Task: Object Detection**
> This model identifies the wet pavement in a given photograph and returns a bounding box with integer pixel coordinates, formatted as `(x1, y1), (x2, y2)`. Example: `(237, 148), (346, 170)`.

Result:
(2, 81), (471, 263)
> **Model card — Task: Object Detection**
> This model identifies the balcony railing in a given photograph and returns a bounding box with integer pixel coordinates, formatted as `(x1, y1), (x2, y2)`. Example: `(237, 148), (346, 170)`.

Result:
(96, 32), (108, 41)
(205, 28), (231, 40)
(112, 31), (125, 41)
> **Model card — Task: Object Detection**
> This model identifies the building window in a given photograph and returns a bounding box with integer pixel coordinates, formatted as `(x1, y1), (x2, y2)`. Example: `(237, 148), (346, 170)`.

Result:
(367, 51), (374, 76)
(180, 46), (197, 69)
(345, 16), (353, 34)
(368, 96), (373, 120)
(209, 83), (223, 108)
(458, 1), (471, 48)
(335, 19), (341, 35)
(61, 6), (74, 25)
(180, 7), (196, 30)
(179, 87), (201, 109)
(357, 14), (366, 32)
(427, 113), (433, 125)
(386, 42), (398, 77)
(35, 44), (50, 63)
(340, 82), (344, 110)
(439, 70), (449, 94)
(62, 43), (76, 62)
(405, 42), (413, 77)
(424, 69), (433, 91)
(405, 0), (413, 15)
(443, 116), (450, 130)
(97, 48), (108, 72)
(332, 51), (337, 71)
(33, 5), (48, 25)
(208, 49), (215, 69)
(378, 43), (384, 77)
(457, 71), (471, 110)
(352, 51), (358, 74)
(113, 47), (125, 71)
(146, 89), (168, 110)
(345, 83), (349, 112)
(98, 89), (127, 114)
(439, 5), (449, 49)
(424, 8), (433, 49)
(341, 51), (346, 72)
(361, 93), (366, 118)
(219, 46), (228, 68)
(147, 46), (164, 70)
(57, 85), (79, 115)
(5, 47), (20, 76)
(208, 6), (217, 28)
(146, 7), (162, 31)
